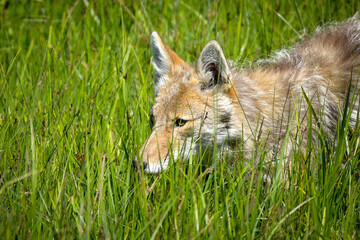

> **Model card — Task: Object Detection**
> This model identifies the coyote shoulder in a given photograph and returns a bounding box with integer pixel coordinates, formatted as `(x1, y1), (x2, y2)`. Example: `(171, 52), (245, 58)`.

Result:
(138, 16), (360, 173)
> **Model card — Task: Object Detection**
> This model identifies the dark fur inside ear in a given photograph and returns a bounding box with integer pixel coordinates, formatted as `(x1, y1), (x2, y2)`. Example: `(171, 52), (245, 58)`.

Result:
(152, 42), (170, 76)
(150, 31), (188, 92)
(151, 32), (172, 87)
(196, 41), (231, 89)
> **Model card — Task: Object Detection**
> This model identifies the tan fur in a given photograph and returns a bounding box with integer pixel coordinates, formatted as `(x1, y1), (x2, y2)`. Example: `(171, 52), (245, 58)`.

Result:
(137, 16), (360, 173)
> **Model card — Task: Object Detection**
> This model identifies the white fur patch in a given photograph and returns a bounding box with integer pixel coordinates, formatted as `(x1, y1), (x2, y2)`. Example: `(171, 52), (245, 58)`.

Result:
(144, 160), (169, 173)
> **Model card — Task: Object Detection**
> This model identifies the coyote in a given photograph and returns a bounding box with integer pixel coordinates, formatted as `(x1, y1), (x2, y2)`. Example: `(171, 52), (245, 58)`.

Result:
(137, 16), (360, 173)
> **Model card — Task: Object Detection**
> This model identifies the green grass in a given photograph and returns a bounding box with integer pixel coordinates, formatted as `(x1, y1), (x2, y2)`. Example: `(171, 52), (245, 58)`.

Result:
(1, 0), (360, 239)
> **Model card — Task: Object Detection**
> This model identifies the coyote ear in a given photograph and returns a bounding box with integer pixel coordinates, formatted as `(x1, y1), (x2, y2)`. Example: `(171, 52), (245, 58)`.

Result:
(151, 32), (185, 91)
(196, 40), (231, 89)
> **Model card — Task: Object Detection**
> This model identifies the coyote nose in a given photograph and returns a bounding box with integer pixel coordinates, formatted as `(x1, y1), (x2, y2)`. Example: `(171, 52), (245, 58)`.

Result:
(143, 161), (148, 170)
(132, 159), (148, 170)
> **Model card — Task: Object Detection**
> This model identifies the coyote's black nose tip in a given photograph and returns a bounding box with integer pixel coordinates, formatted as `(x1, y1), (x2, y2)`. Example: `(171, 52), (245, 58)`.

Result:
(142, 161), (148, 170)
(132, 159), (148, 170)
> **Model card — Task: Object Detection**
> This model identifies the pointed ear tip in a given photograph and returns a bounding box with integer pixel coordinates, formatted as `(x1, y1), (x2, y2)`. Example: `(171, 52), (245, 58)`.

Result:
(204, 40), (221, 48)
(151, 31), (160, 41)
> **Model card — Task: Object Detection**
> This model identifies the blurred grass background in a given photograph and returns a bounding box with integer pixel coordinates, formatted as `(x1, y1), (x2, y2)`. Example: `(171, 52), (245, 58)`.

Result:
(0, 0), (359, 239)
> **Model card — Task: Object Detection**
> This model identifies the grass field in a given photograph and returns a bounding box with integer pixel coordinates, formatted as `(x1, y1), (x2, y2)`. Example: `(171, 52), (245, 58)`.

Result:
(1, 0), (360, 239)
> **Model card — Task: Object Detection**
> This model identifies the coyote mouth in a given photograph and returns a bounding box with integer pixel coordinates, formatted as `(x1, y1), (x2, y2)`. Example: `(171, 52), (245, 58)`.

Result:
(143, 159), (169, 174)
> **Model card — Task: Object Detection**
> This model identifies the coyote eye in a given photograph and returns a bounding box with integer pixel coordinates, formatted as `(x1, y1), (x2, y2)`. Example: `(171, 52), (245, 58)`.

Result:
(174, 118), (187, 127)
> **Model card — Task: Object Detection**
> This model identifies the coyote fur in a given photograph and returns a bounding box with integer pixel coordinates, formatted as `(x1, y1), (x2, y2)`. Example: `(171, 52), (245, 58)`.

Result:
(137, 16), (360, 173)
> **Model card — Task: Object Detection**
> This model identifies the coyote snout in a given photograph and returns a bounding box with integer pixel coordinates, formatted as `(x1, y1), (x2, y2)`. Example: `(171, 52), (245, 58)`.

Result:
(137, 16), (360, 173)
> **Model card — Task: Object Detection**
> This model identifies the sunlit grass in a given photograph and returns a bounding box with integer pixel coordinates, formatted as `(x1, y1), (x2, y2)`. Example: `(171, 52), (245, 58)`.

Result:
(0, 0), (359, 239)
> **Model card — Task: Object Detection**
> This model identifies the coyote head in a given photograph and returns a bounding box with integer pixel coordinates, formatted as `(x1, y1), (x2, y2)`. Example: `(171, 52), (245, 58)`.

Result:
(137, 32), (241, 173)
